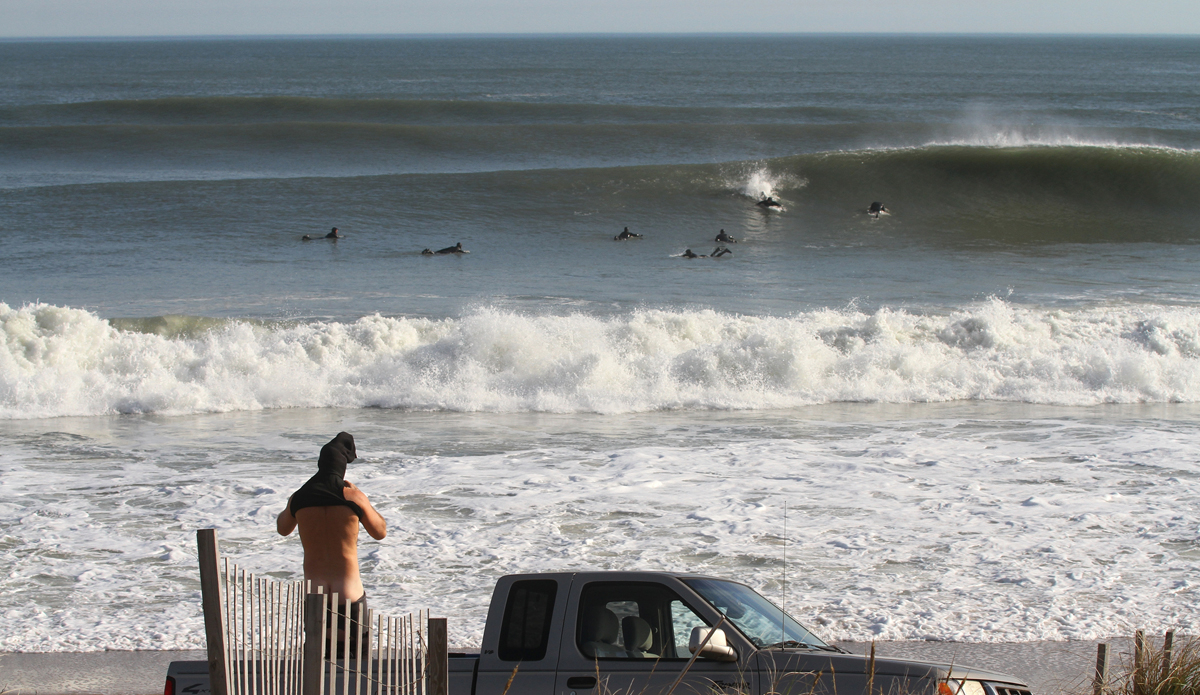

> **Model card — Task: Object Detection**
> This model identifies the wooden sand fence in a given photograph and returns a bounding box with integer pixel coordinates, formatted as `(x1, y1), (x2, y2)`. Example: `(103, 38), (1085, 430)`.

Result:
(197, 530), (449, 695)
(1092, 629), (1186, 695)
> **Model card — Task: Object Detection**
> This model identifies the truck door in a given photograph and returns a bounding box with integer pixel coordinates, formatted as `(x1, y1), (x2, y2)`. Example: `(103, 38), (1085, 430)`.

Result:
(554, 581), (756, 695)
(476, 574), (572, 695)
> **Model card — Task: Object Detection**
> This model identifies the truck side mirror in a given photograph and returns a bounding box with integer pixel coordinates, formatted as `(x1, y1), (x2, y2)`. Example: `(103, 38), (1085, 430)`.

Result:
(689, 626), (738, 662)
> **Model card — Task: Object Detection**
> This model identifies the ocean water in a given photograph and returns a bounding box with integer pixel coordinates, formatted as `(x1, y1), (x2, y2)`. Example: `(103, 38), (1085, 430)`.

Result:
(1, 35), (1198, 653)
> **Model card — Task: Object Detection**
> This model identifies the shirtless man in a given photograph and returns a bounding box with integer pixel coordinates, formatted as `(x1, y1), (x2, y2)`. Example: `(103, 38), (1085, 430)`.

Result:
(277, 432), (386, 645)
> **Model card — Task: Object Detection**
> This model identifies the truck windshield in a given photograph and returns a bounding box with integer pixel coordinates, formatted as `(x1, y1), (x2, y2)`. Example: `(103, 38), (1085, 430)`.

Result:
(683, 578), (830, 650)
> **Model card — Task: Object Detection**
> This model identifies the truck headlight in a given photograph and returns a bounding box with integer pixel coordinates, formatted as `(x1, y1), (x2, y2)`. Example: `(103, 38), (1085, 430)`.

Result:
(941, 680), (986, 695)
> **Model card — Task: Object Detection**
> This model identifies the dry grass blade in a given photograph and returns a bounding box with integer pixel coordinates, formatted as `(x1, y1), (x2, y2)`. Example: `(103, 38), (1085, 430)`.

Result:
(499, 662), (520, 695)
(867, 642), (876, 695)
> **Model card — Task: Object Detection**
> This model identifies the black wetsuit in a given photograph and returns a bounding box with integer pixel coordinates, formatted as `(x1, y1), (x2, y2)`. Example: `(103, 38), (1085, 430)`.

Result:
(289, 432), (363, 518)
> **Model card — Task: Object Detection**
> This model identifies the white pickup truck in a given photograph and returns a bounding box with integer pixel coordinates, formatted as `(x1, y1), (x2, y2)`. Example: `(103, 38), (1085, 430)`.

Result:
(167, 570), (1033, 695)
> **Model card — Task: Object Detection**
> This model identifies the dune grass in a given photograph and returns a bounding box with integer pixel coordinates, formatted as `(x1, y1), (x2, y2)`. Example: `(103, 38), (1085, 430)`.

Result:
(1098, 633), (1199, 695)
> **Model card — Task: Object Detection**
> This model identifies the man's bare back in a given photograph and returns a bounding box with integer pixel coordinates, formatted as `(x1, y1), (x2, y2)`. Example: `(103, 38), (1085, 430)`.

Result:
(276, 434), (386, 602)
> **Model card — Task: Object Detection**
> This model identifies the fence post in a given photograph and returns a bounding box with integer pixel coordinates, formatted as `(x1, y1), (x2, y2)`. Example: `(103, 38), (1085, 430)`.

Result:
(427, 618), (448, 695)
(1162, 630), (1175, 682)
(304, 593), (328, 695)
(198, 529), (230, 695)
(1133, 630), (1147, 695)
(1093, 643), (1109, 695)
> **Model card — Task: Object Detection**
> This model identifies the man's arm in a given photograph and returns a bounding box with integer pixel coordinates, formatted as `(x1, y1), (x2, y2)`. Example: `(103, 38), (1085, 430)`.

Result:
(343, 482), (387, 540)
(277, 495), (297, 536)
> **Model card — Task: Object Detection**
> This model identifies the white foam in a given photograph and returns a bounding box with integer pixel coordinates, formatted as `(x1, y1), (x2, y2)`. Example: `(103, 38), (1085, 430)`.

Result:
(1, 408), (1196, 651)
(7, 300), (1200, 420)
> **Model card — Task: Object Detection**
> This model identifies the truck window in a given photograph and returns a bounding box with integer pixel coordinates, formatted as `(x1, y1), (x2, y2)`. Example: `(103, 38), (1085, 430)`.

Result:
(683, 577), (828, 650)
(498, 580), (558, 661)
(669, 600), (709, 655)
(577, 583), (710, 660)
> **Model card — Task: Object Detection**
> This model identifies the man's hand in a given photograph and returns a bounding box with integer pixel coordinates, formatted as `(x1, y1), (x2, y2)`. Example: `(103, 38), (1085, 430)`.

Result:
(342, 480), (368, 507)
(277, 494), (297, 536)
(343, 481), (387, 540)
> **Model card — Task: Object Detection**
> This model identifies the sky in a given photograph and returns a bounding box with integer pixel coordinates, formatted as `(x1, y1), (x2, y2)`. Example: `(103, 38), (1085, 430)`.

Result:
(1, 0), (1199, 37)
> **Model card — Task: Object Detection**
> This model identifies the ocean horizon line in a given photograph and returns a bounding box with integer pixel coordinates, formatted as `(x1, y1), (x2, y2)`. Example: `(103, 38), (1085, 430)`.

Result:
(3, 31), (1200, 43)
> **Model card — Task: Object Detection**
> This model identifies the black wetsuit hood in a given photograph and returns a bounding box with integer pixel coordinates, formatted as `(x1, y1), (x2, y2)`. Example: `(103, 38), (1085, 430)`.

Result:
(289, 432), (363, 518)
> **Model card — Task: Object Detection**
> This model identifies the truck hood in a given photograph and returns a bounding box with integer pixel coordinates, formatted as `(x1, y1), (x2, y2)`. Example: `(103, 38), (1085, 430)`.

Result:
(893, 656), (1028, 687)
(757, 650), (1029, 688)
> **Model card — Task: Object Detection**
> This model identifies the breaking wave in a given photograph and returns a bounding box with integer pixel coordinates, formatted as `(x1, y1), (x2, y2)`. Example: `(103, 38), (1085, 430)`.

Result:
(6, 300), (1200, 419)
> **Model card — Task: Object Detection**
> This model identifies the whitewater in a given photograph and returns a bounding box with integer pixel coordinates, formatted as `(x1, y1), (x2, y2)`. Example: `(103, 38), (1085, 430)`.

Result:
(3, 402), (1197, 652)
(6, 300), (1200, 419)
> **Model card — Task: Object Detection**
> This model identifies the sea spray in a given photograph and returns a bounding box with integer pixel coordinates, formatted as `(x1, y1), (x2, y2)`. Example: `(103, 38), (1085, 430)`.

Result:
(733, 164), (805, 201)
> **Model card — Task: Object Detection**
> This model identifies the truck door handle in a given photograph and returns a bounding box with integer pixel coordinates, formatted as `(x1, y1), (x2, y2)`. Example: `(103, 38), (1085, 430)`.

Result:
(567, 676), (597, 689)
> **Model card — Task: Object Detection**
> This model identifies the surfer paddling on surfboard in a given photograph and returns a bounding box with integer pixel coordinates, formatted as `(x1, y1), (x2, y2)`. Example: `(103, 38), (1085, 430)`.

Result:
(678, 246), (732, 258)
(303, 227), (344, 241)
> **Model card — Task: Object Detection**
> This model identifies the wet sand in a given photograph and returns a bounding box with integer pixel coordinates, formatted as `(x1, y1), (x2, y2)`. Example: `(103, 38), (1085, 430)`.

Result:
(0, 649), (206, 695)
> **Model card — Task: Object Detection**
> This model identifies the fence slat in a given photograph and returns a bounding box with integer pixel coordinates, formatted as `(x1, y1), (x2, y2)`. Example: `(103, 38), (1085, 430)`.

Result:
(224, 560), (236, 695)
(392, 617), (400, 695)
(328, 592), (338, 695)
(293, 582), (303, 695)
(375, 612), (382, 695)
(224, 561), (236, 695)
(252, 572), (259, 695)
(341, 597), (351, 695)
(352, 602), (362, 695)
(241, 569), (249, 695)
(271, 580), (280, 695)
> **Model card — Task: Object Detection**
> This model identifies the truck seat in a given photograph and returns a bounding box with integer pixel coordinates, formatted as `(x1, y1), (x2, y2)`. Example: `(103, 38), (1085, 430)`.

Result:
(580, 606), (623, 658)
(622, 616), (658, 658)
